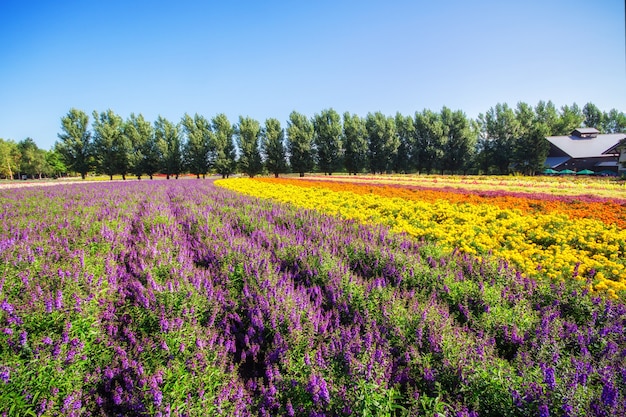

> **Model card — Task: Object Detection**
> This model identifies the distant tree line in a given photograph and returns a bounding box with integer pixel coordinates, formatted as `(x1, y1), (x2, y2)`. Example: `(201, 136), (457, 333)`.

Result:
(1, 101), (624, 180)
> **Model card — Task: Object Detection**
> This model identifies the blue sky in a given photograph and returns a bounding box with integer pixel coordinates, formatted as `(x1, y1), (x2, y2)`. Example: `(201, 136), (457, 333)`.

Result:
(1, 0), (624, 150)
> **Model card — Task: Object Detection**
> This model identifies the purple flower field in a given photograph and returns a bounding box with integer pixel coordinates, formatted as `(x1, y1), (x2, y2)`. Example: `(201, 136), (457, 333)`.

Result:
(0, 180), (624, 416)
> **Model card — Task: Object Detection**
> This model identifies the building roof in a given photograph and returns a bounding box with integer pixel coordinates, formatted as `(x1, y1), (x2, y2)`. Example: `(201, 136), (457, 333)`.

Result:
(544, 156), (570, 168)
(572, 127), (600, 137)
(604, 137), (626, 154)
(545, 132), (626, 158)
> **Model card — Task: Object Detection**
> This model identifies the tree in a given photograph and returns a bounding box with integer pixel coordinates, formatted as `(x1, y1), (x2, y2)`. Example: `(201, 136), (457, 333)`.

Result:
(394, 112), (415, 173)
(601, 109), (626, 134)
(313, 108), (343, 175)
(342, 112), (368, 175)
(0, 138), (20, 179)
(181, 113), (212, 178)
(92, 109), (128, 180)
(513, 102), (550, 175)
(141, 131), (161, 180)
(45, 149), (67, 178)
(477, 103), (520, 174)
(236, 116), (263, 177)
(583, 102), (604, 130)
(261, 118), (287, 178)
(17, 138), (48, 179)
(440, 107), (476, 174)
(534, 100), (560, 136)
(287, 111), (315, 177)
(56, 108), (92, 179)
(365, 112), (397, 174)
(124, 113), (154, 180)
(211, 114), (237, 178)
(154, 116), (183, 179)
(414, 109), (444, 174)
(555, 103), (584, 135)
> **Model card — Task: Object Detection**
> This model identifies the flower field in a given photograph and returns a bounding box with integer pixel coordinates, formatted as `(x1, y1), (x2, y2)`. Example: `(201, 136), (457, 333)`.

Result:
(217, 176), (626, 299)
(1, 180), (625, 416)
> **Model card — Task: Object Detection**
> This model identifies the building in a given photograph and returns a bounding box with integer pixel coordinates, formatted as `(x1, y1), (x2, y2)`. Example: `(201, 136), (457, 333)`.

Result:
(544, 128), (626, 174)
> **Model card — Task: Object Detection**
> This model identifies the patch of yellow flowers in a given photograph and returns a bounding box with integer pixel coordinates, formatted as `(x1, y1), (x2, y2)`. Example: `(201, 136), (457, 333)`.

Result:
(216, 178), (626, 298)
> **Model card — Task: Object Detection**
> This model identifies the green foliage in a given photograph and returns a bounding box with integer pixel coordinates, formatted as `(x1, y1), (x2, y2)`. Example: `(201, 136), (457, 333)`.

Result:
(261, 118), (288, 177)
(45, 149), (67, 177)
(92, 109), (128, 180)
(181, 113), (212, 178)
(0, 138), (20, 179)
(154, 115), (183, 179)
(366, 112), (398, 174)
(394, 112), (416, 174)
(440, 107), (476, 174)
(414, 109), (445, 174)
(287, 111), (315, 176)
(56, 108), (92, 179)
(343, 112), (369, 175)
(124, 113), (154, 179)
(17, 138), (49, 179)
(313, 108), (343, 175)
(236, 116), (263, 177)
(211, 113), (237, 178)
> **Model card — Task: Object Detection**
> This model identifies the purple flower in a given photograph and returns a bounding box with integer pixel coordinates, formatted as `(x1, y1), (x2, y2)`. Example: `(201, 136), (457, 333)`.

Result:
(538, 404), (550, 417)
(0, 368), (9, 383)
(601, 382), (617, 408)
(543, 366), (556, 390)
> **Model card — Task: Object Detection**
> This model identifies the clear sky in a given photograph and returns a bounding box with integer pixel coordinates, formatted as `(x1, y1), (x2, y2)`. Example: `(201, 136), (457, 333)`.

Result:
(1, 0), (624, 150)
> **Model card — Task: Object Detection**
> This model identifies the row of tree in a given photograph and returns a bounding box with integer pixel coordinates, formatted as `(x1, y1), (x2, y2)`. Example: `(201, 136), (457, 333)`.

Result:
(0, 138), (66, 179)
(2, 101), (624, 180)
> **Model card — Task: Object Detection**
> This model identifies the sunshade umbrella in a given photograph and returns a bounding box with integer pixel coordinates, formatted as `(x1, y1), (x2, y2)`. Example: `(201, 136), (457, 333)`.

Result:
(597, 170), (617, 176)
(576, 169), (595, 175)
(558, 169), (575, 174)
(542, 168), (558, 174)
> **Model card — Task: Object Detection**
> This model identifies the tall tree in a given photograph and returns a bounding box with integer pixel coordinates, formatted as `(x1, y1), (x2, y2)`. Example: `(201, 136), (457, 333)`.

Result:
(555, 103), (584, 135)
(440, 107), (476, 174)
(261, 118), (287, 178)
(45, 149), (67, 178)
(287, 111), (315, 177)
(313, 108), (343, 175)
(181, 113), (212, 178)
(534, 100), (560, 136)
(154, 116), (183, 179)
(365, 112), (398, 174)
(18, 138), (48, 179)
(56, 108), (92, 179)
(513, 102), (550, 175)
(92, 109), (128, 180)
(414, 109), (444, 174)
(124, 113), (154, 179)
(236, 116), (263, 177)
(583, 102), (604, 130)
(211, 114), (237, 178)
(394, 112), (415, 173)
(342, 112), (368, 175)
(477, 103), (520, 174)
(601, 109), (626, 134)
(141, 130), (161, 180)
(0, 138), (20, 179)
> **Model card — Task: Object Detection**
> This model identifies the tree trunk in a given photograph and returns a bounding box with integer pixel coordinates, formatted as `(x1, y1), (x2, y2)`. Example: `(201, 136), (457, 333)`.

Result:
(196, 174), (200, 179)
(299, 172), (304, 177)
(149, 174), (153, 180)
(109, 174), (113, 180)
(81, 172), (86, 180)
(122, 174), (126, 180)
(166, 174), (170, 179)
(274, 172), (279, 178)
